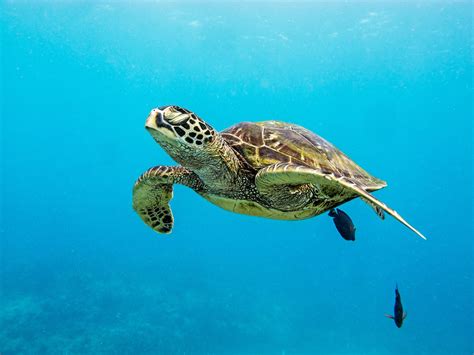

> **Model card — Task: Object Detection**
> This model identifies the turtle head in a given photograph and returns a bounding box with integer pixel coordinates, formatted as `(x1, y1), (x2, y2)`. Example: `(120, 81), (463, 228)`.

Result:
(145, 106), (218, 167)
(146, 106), (216, 145)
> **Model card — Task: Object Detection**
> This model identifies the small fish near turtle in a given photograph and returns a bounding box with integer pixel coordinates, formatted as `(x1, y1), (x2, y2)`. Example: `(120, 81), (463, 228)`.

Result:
(385, 284), (407, 328)
(132, 105), (426, 240)
(329, 208), (356, 241)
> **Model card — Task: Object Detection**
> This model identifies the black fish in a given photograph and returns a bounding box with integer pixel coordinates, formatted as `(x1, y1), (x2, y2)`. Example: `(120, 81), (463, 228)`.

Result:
(385, 284), (407, 328)
(328, 208), (356, 241)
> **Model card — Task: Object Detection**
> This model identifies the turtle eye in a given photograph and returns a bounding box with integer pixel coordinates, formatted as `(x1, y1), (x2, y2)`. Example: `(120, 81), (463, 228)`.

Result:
(163, 109), (190, 125)
(165, 112), (190, 125)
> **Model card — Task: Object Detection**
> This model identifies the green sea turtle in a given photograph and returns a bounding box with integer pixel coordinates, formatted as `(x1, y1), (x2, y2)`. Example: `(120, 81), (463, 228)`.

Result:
(133, 105), (426, 240)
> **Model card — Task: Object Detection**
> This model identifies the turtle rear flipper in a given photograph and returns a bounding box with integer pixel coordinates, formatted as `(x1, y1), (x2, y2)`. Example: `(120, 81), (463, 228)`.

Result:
(362, 197), (385, 220)
(256, 163), (426, 240)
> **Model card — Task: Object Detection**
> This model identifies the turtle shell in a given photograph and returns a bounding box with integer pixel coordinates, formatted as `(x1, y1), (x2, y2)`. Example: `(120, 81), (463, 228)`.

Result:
(221, 121), (386, 189)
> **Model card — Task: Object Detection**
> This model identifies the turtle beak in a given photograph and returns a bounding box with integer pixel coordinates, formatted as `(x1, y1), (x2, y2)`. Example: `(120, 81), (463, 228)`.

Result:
(145, 108), (176, 140)
(145, 109), (161, 131)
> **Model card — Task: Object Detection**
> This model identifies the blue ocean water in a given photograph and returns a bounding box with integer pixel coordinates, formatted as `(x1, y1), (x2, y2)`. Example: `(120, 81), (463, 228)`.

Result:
(1, 2), (472, 354)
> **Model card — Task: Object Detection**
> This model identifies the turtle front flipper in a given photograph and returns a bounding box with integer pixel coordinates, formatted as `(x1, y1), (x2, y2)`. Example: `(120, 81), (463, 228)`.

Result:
(255, 163), (426, 240)
(336, 179), (427, 240)
(255, 162), (343, 212)
(132, 166), (203, 234)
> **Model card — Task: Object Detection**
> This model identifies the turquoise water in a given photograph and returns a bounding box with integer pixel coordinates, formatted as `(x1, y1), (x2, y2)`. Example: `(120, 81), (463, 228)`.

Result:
(1, 2), (472, 354)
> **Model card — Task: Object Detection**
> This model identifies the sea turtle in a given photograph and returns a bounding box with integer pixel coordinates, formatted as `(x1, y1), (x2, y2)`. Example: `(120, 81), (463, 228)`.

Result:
(133, 105), (426, 240)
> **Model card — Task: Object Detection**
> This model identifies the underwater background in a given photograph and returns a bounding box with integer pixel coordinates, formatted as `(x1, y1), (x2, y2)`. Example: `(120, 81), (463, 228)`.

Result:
(1, 2), (472, 354)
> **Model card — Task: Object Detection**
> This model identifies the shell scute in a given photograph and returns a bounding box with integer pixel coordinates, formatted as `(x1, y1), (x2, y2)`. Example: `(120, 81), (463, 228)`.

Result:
(222, 120), (386, 189)
(225, 122), (264, 147)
